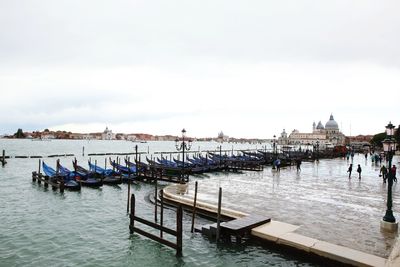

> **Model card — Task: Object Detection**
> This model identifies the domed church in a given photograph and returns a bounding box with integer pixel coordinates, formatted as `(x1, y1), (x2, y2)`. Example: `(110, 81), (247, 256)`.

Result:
(280, 114), (345, 147)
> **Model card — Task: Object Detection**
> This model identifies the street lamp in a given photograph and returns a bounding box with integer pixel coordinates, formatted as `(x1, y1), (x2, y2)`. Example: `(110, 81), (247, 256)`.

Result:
(271, 135), (277, 157)
(381, 122), (398, 231)
(175, 128), (192, 183)
(271, 135), (277, 169)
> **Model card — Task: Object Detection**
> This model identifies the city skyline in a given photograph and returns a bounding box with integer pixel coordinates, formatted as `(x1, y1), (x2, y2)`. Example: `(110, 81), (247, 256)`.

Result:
(1, 1), (400, 138)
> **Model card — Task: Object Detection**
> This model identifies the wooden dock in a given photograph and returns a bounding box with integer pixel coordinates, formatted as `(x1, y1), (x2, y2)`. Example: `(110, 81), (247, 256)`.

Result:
(225, 162), (264, 172)
(136, 173), (189, 184)
(200, 214), (271, 243)
(32, 171), (67, 193)
(135, 167), (189, 184)
(220, 214), (271, 243)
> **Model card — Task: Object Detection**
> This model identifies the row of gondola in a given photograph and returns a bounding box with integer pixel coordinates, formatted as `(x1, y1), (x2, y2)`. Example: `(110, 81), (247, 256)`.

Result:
(38, 148), (328, 191)
(41, 159), (138, 190)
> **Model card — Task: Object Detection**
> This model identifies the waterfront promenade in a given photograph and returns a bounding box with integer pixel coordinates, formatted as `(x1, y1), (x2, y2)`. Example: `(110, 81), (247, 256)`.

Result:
(163, 153), (400, 261)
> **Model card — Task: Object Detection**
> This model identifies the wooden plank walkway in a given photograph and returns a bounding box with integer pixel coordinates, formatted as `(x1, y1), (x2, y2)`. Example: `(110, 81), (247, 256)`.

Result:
(220, 214), (271, 243)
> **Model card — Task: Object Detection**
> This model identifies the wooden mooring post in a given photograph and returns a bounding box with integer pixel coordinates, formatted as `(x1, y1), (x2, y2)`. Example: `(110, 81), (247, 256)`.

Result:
(160, 189), (164, 239)
(127, 180), (131, 213)
(32, 159), (66, 193)
(129, 193), (183, 256)
(191, 181), (198, 233)
(1, 150), (6, 166)
(216, 187), (222, 242)
(154, 171), (158, 222)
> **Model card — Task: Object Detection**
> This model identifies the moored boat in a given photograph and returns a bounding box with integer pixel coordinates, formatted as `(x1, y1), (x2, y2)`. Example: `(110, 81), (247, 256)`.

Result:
(42, 161), (81, 191)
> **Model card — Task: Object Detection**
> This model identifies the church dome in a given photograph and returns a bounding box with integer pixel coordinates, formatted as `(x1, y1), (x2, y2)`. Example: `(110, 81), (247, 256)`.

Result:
(316, 121), (324, 130)
(325, 114), (339, 129)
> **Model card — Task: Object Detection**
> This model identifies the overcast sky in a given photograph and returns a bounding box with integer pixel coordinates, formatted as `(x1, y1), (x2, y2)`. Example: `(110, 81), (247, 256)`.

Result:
(1, 0), (399, 138)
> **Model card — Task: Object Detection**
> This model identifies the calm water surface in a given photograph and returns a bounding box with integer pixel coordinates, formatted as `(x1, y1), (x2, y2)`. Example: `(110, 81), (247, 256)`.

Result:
(0, 139), (320, 267)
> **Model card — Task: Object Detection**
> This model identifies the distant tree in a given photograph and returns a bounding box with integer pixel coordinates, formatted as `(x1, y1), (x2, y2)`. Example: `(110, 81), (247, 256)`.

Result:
(44, 129), (49, 132)
(370, 132), (386, 148)
(14, 128), (26, 139)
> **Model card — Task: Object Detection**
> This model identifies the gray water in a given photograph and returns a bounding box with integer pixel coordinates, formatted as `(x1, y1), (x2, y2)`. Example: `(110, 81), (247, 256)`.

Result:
(0, 139), (319, 267)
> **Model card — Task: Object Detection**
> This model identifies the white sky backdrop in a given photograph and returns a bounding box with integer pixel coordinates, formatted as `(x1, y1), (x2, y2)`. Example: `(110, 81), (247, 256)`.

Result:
(1, 0), (399, 138)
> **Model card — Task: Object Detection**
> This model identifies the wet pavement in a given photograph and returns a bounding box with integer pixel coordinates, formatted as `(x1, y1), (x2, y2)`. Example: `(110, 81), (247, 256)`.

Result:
(187, 154), (400, 258)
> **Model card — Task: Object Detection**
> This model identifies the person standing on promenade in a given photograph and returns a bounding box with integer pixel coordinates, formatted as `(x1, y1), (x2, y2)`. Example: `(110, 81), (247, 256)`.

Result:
(357, 164), (362, 179)
(347, 164), (353, 179)
(380, 165), (388, 183)
(391, 165), (397, 182)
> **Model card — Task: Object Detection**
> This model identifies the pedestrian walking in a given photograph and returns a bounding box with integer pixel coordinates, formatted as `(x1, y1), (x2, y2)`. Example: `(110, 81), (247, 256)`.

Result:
(391, 165), (397, 182)
(296, 159), (301, 172)
(380, 165), (388, 183)
(276, 159), (281, 172)
(357, 164), (362, 179)
(347, 164), (353, 179)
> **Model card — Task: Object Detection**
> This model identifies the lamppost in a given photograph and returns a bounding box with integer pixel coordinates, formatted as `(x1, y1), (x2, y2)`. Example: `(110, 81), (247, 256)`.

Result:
(175, 128), (192, 183)
(271, 135), (277, 169)
(315, 139), (320, 162)
(272, 135), (277, 157)
(381, 122), (398, 231)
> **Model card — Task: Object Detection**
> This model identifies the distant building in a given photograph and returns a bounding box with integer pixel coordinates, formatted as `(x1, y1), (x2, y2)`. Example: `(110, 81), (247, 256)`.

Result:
(41, 133), (55, 139)
(101, 127), (114, 140)
(346, 135), (373, 151)
(126, 134), (138, 141)
(70, 133), (84, 139)
(279, 114), (346, 148)
(346, 135), (373, 144)
(217, 131), (229, 142)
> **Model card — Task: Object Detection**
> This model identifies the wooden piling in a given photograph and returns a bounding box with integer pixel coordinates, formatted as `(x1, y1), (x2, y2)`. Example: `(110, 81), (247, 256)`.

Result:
(60, 178), (65, 193)
(216, 187), (222, 242)
(160, 189), (164, 238)
(191, 181), (198, 233)
(127, 180), (131, 213)
(176, 205), (183, 257)
(129, 193), (135, 234)
(44, 176), (49, 188)
(1, 150), (5, 166)
(82, 146), (85, 156)
(135, 145), (138, 176)
(38, 159), (41, 175)
(154, 171), (158, 222)
(128, 192), (183, 256)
